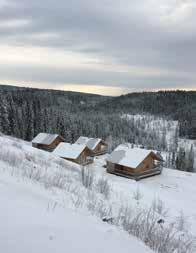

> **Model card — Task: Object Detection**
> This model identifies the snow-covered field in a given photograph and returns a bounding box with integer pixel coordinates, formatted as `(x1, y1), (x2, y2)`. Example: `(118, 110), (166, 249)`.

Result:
(0, 173), (152, 253)
(0, 134), (196, 253)
(0, 135), (153, 253)
(90, 155), (196, 235)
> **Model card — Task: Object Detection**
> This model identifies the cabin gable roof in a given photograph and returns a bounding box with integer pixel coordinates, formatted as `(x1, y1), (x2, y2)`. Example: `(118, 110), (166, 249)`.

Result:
(32, 133), (63, 145)
(53, 142), (87, 160)
(107, 144), (162, 169)
(75, 136), (102, 151)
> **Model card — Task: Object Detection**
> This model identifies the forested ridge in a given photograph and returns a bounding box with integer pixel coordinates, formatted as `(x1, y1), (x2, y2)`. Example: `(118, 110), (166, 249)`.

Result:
(93, 90), (196, 138)
(0, 85), (195, 144)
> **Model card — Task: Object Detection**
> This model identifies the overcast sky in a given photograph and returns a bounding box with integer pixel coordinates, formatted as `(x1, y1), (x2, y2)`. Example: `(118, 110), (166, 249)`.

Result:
(0, 0), (195, 95)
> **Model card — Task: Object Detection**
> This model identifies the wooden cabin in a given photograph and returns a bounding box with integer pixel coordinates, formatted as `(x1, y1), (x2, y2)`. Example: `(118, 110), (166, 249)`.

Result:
(32, 133), (64, 152)
(75, 136), (108, 156)
(53, 142), (94, 165)
(106, 145), (163, 180)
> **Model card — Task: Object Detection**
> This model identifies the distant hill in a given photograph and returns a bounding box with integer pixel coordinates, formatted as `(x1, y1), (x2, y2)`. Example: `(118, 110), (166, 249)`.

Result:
(0, 84), (195, 141)
(95, 90), (196, 139)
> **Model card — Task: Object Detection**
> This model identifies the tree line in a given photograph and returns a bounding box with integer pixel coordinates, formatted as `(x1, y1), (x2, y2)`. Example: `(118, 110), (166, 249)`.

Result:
(0, 85), (195, 172)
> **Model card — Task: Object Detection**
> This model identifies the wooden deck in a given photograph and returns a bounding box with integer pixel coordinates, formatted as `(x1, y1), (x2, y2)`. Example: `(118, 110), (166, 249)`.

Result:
(81, 157), (94, 165)
(107, 167), (162, 181)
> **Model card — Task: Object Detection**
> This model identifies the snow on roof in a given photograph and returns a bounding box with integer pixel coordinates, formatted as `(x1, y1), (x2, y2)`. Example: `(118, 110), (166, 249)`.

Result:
(107, 145), (157, 169)
(32, 133), (59, 145)
(75, 136), (102, 151)
(87, 138), (102, 150)
(53, 142), (86, 160)
(75, 136), (89, 145)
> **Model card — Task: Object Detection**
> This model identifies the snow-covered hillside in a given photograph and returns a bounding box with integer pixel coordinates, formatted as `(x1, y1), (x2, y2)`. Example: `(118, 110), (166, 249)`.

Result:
(123, 114), (196, 170)
(0, 134), (195, 253)
(0, 135), (153, 253)
(91, 156), (196, 235)
(0, 173), (152, 253)
(123, 114), (178, 148)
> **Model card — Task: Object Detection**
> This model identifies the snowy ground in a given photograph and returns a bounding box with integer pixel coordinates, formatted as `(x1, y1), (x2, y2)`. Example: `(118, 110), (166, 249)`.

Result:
(0, 134), (196, 252)
(0, 135), (154, 253)
(89, 155), (196, 236)
(0, 173), (152, 253)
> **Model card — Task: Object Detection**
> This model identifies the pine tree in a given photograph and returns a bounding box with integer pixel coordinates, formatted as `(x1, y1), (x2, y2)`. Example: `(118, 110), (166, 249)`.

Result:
(173, 126), (179, 152)
(7, 95), (18, 136)
(0, 97), (10, 134)
(186, 145), (195, 172)
(171, 151), (176, 169)
(161, 130), (167, 151)
(175, 147), (186, 171)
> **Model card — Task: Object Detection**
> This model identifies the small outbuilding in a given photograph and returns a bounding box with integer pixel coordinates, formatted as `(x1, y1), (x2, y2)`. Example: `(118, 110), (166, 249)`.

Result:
(106, 145), (163, 180)
(53, 142), (94, 165)
(32, 133), (64, 152)
(75, 136), (107, 156)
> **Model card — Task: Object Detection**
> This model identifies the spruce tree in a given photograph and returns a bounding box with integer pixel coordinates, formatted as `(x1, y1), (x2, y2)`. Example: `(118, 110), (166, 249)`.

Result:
(175, 147), (186, 171)
(186, 145), (195, 172)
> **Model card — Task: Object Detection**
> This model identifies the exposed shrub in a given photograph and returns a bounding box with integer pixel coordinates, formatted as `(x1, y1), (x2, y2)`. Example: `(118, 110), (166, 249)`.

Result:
(132, 187), (143, 203)
(175, 210), (190, 232)
(81, 166), (94, 189)
(114, 205), (195, 253)
(12, 141), (23, 149)
(152, 198), (169, 217)
(0, 147), (24, 167)
(96, 177), (110, 199)
(87, 191), (113, 219)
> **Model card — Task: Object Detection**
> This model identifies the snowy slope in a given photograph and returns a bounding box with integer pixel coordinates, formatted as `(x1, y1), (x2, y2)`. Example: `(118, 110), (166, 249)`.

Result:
(91, 155), (196, 236)
(0, 134), (195, 253)
(0, 135), (153, 253)
(0, 173), (152, 253)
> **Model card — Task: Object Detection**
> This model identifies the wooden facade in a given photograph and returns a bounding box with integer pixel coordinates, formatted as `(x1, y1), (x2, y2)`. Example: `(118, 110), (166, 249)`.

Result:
(62, 147), (93, 165)
(107, 152), (163, 181)
(75, 137), (108, 157)
(90, 140), (108, 156)
(32, 135), (64, 152)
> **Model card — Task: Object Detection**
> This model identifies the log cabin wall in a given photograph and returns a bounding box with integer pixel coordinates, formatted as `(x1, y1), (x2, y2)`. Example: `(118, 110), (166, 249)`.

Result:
(114, 164), (136, 175)
(76, 147), (89, 164)
(92, 141), (107, 155)
(49, 136), (64, 150)
(93, 142), (102, 153)
(107, 162), (136, 175)
(107, 161), (115, 172)
(136, 154), (155, 173)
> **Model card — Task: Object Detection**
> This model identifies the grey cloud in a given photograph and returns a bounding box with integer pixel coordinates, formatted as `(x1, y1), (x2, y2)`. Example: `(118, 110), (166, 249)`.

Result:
(0, 0), (195, 91)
